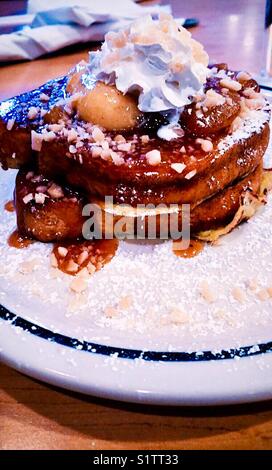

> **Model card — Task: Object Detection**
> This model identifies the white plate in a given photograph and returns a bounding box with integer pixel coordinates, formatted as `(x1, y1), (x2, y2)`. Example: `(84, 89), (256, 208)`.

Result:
(1, 145), (272, 406)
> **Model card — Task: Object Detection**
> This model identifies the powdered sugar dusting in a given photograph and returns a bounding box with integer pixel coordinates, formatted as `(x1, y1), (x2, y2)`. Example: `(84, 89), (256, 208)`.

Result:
(0, 115), (272, 353)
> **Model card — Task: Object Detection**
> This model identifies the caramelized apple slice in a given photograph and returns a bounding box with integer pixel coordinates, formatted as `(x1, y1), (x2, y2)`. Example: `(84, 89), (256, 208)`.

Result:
(67, 69), (141, 131)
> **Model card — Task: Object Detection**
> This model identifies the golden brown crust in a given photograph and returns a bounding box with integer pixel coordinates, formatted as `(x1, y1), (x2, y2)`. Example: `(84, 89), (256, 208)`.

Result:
(15, 165), (263, 242)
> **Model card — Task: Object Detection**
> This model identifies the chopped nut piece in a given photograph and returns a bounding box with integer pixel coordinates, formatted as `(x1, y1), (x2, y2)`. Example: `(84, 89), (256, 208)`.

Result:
(35, 193), (48, 204)
(200, 281), (217, 303)
(87, 262), (96, 275)
(66, 259), (79, 273)
(247, 278), (259, 291)
(31, 130), (44, 151)
(50, 253), (58, 268)
(267, 287), (272, 298)
(114, 134), (126, 143)
(220, 78), (242, 91)
(27, 106), (39, 120)
(78, 250), (89, 265)
(70, 276), (88, 293)
(170, 163), (186, 173)
(141, 135), (150, 144)
(58, 246), (68, 258)
(92, 127), (105, 142)
(67, 128), (78, 143)
(185, 169), (197, 180)
(6, 118), (15, 131)
(169, 308), (189, 324)
(91, 146), (102, 158)
(232, 287), (246, 303)
(196, 138), (213, 152)
(118, 295), (133, 310)
(40, 92), (50, 101)
(236, 71), (251, 82)
(111, 151), (124, 166)
(146, 149), (161, 165)
(69, 144), (77, 154)
(47, 183), (64, 199)
(23, 193), (33, 204)
(105, 306), (119, 318)
(257, 289), (269, 301)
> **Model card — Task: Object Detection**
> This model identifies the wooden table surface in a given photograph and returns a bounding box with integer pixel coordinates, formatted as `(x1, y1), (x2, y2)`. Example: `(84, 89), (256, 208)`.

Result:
(0, 0), (272, 450)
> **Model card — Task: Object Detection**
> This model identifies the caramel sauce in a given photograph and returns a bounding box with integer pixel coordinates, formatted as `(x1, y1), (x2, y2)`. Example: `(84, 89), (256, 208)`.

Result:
(8, 230), (34, 249)
(173, 239), (204, 258)
(4, 200), (15, 212)
(53, 238), (119, 276)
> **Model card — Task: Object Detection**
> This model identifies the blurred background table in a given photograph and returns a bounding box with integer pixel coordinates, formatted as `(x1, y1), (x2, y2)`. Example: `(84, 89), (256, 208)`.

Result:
(0, 0), (272, 450)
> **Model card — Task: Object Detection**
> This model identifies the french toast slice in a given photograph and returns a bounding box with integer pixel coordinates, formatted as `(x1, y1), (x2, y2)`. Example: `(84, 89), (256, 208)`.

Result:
(0, 76), (67, 169)
(15, 170), (85, 242)
(38, 119), (269, 207)
(14, 165), (263, 242)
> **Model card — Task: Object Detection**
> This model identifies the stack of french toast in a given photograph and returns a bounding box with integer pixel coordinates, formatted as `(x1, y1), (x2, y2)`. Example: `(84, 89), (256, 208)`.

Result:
(0, 21), (270, 244)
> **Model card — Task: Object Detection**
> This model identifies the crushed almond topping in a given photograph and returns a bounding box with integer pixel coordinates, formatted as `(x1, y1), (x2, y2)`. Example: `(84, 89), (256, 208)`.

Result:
(267, 287), (272, 297)
(118, 142), (131, 152)
(247, 278), (259, 291)
(50, 253), (58, 268)
(66, 259), (79, 273)
(34, 193), (48, 204)
(180, 146), (186, 153)
(92, 127), (105, 142)
(257, 289), (269, 301)
(67, 128), (78, 142)
(47, 183), (64, 199)
(232, 287), (246, 303)
(146, 149), (161, 165)
(31, 130), (44, 151)
(201, 89), (226, 108)
(196, 138), (214, 152)
(87, 262), (96, 275)
(118, 295), (133, 310)
(169, 308), (189, 324)
(91, 146), (102, 158)
(27, 106), (39, 120)
(141, 135), (150, 144)
(105, 306), (119, 318)
(185, 169), (197, 180)
(58, 247), (68, 258)
(69, 144), (77, 154)
(220, 78), (242, 91)
(236, 71), (251, 82)
(23, 193), (33, 204)
(100, 149), (111, 160)
(78, 250), (89, 265)
(70, 276), (88, 293)
(199, 281), (217, 303)
(114, 134), (126, 143)
(230, 116), (243, 132)
(6, 118), (15, 131)
(40, 92), (50, 101)
(111, 151), (124, 166)
(42, 131), (56, 142)
(171, 163), (186, 174)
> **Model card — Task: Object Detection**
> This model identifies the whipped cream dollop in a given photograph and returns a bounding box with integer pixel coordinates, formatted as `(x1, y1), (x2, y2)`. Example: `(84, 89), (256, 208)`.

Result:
(88, 14), (209, 114)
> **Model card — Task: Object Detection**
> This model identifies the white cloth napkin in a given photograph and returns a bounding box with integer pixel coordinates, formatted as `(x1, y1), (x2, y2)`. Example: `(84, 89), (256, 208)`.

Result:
(0, 0), (171, 62)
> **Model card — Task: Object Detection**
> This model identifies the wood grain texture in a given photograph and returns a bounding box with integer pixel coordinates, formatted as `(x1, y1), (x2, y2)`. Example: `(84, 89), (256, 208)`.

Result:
(0, 0), (272, 451)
